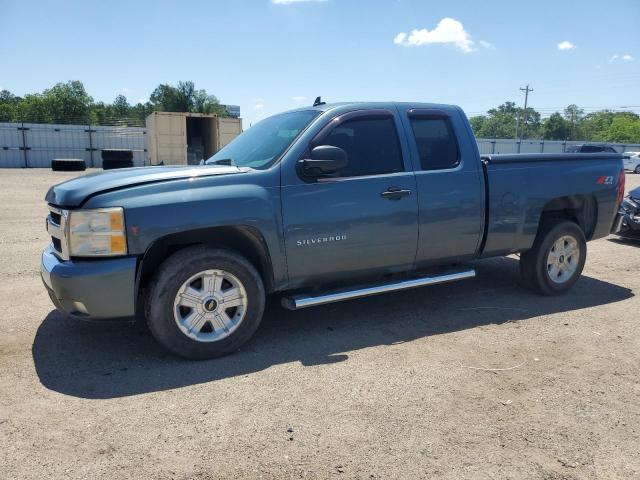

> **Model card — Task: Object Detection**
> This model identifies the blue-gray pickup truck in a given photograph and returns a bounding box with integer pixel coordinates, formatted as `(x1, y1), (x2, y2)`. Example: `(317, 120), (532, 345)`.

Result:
(42, 102), (626, 359)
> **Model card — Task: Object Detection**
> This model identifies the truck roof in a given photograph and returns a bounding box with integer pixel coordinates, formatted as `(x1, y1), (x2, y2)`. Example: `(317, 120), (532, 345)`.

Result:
(282, 101), (463, 115)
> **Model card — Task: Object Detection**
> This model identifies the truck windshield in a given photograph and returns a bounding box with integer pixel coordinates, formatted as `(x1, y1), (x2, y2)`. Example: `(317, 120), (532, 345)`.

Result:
(206, 110), (320, 169)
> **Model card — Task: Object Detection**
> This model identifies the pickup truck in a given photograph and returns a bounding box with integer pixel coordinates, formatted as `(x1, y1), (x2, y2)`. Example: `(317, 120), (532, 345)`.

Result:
(42, 102), (626, 359)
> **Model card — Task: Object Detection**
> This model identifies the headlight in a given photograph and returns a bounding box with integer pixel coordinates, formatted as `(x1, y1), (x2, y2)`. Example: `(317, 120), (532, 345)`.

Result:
(68, 207), (127, 256)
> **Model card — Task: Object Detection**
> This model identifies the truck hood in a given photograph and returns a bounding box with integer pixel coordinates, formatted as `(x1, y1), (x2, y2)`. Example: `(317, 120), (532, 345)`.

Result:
(45, 165), (248, 207)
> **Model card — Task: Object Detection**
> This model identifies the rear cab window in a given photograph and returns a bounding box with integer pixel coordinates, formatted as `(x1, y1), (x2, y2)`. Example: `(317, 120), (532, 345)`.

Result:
(408, 116), (460, 170)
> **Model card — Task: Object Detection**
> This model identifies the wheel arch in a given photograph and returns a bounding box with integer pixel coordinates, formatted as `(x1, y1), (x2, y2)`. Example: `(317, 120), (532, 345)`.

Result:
(538, 194), (597, 240)
(136, 225), (276, 307)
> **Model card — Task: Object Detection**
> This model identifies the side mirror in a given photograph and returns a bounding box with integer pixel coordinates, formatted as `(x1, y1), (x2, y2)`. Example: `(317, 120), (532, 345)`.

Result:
(298, 145), (348, 176)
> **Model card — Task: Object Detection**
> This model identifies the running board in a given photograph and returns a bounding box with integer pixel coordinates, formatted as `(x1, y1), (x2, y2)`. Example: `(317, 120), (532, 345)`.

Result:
(281, 269), (476, 310)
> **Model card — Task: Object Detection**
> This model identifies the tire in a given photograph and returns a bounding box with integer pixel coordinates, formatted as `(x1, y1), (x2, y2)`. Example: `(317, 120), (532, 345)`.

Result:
(146, 246), (265, 360)
(51, 159), (86, 171)
(520, 220), (587, 296)
(102, 158), (134, 170)
(634, 165), (640, 174)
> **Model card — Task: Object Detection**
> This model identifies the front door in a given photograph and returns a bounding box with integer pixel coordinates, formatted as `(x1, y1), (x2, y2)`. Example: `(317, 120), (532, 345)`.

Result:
(281, 109), (419, 288)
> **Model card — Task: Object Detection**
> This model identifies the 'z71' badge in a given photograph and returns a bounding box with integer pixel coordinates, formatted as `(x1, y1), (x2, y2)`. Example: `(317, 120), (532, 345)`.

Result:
(597, 176), (613, 185)
(297, 234), (347, 246)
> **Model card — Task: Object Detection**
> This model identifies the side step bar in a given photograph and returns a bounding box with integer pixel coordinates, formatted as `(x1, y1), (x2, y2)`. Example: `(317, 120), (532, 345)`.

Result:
(281, 269), (476, 310)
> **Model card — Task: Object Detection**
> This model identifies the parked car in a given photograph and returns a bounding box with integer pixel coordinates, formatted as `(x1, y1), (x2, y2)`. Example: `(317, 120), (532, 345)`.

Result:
(41, 102), (625, 359)
(623, 151), (640, 174)
(566, 144), (618, 153)
(614, 186), (640, 239)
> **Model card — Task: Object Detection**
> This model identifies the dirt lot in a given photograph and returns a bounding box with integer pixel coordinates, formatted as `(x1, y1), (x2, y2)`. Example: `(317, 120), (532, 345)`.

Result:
(0, 168), (639, 479)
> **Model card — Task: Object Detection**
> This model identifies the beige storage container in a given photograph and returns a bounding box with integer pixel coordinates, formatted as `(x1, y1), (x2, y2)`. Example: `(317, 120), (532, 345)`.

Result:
(217, 117), (243, 150)
(146, 112), (242, 166)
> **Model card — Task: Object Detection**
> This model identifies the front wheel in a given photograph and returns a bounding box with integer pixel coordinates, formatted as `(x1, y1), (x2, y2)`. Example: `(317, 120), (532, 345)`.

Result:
(520, 220), (587, 295)
(634, 165), (640, 174)
(147, 246), (265, 359)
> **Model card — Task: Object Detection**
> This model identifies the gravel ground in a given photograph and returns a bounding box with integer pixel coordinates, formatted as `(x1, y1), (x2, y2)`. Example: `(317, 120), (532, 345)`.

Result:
(0, 168), (639, 480)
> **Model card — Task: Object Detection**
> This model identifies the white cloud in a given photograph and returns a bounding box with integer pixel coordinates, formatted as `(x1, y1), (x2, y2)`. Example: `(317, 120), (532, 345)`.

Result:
(272, 0), (326, 4)
(121, 87), (129, 93)
(291, 96), (306, 102)
(254, 100), (265, 110)
(557, 41), (576, 51)
(610, 53), (634, 62)
(137, 98), (147, 104)
(478, 40), (493, 49)
(393, 18), (475, 53)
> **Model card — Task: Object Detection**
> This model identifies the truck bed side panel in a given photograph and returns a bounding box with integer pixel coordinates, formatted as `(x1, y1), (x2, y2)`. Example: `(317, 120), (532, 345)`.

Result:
(481, 158), (622, 257)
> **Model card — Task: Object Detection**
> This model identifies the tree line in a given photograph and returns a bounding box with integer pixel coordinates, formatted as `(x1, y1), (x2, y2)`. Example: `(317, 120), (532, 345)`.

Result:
(0, 80), (228, 126)
(469, 102), (640, 143)
(1, 81), (638, 143)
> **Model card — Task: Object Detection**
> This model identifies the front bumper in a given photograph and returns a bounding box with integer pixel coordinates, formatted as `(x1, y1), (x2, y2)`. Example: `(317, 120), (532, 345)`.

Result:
(41, 245), (138, 319)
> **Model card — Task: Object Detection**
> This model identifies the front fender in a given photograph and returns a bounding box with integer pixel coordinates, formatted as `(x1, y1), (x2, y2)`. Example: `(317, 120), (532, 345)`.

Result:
(83, 170), (287, 288)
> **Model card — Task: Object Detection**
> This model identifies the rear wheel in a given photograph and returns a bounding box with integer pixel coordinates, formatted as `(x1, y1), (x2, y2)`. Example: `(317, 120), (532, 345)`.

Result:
(147, 246), (265, 359)
(634, 164), (640, 174)
(520, 220), (586, 295)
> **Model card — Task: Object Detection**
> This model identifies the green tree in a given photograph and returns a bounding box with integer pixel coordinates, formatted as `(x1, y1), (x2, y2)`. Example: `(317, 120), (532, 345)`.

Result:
(542, 112), (570, 140)
(112, 94), (130, 117)
(150, 81), (227, 116)
(130, 101), (154, 124)
(478, 101), (519, 138)
(0, 89), (21, 121)
(580, 111), (617, 141)
(563, 104), (584, 140)
(517, 106), (541, 139)
(469, 102), (542, 139)
(18, 93), (51, 123)
(41, 81), (93, 123)
(193, 89), (227, 115)
(468, 115), (486, 136)
(600, 114), (640, 143)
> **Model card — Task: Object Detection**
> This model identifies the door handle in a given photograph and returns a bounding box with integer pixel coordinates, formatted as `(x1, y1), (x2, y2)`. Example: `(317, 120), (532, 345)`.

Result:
(380, 187), (412, 200)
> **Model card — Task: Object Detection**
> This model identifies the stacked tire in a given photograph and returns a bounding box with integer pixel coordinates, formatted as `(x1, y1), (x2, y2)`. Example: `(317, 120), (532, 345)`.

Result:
(102, 149), (134, 170)
(51, 159), (86, 171)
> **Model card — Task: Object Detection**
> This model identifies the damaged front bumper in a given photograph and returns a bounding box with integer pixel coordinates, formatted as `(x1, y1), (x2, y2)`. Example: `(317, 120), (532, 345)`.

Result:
(613, 196), (640, 239)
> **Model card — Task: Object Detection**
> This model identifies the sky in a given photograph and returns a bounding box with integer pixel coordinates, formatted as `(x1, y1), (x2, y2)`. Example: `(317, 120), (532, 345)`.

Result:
(1, 0), (639, 126)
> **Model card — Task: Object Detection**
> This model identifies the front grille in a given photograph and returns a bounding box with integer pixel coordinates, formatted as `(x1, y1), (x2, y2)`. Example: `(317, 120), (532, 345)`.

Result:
(52, 237), (62, 253)
(50, 211), (62, 226)
(47, 205), (69, 260)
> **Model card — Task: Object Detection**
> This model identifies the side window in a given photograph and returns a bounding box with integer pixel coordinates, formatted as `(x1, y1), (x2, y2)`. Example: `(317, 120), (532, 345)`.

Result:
(606, 147), (617, 153)
(322, 117), (403, 177)
(409, 117), (459, 170)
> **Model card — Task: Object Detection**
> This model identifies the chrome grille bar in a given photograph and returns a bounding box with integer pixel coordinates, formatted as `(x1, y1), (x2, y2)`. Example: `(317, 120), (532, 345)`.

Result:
(47, 205), (70, 260)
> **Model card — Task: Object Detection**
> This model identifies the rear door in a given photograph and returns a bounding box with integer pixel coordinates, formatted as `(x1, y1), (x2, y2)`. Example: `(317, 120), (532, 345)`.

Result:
(281, 109), (419, 288)
(398, 107), (484, 267)
(154, 113), (187, 165)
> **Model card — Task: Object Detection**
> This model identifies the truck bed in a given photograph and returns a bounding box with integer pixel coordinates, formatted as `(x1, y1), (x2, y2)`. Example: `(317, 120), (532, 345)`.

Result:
(480, 153), (623, 257)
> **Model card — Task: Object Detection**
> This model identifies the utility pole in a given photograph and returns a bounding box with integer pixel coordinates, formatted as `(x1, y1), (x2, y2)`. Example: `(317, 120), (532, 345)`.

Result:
(516, 84), (533, 140)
